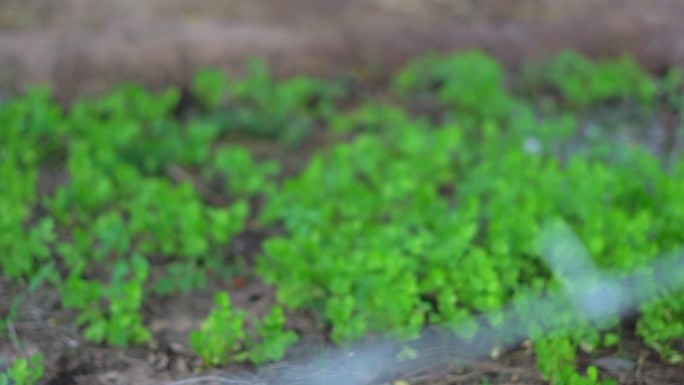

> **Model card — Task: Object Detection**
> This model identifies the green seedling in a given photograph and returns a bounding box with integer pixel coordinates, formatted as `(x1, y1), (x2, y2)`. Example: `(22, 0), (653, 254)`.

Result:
(62, 255), (152, 347)
(190, 294), (298, 367)
(247, 306), (299, 364)
(535, 337), (617, 385)
(0, 354), (44, 385)
(393, 50), (517, 123)
(637, 291), (684, 363)
(190, 292), (247, 367)
(192, 68), (229, 109)
(211, 146), (281, 197)
(536, 50), (657, 109)
(198, 59), (344, 145)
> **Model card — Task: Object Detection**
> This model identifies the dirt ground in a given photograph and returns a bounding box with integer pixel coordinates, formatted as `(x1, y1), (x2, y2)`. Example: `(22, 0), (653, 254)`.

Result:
(2, 0), (684, 101)
(2, 1), (684, 384)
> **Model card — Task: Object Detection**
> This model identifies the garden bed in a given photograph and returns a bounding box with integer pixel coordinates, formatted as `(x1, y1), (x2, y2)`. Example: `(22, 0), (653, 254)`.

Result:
(1, 51), (684, 385)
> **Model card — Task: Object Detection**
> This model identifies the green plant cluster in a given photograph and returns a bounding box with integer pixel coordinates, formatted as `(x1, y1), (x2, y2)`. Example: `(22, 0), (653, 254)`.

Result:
(191, 59), (343, 146)
(2, 50), (684, 385)
(210, 145), (280, 197)
(522, 50), (658, 109)
(0, 354), (44, 385)
(394, 51), (517, 122)
(535, 337), (616, 385)
(189, 292), (297, 367)
(257, 51), (684, 377)
(0, 83), (273, 350)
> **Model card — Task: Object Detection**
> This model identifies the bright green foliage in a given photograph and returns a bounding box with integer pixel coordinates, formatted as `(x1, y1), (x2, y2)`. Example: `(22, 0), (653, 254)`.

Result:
(535, 338), (617, 385)
(329, 102), (410, 134)
(2, 50), (684, 381)
(0, 87), (65, 332)
(189, 60), (342, 145)
(0, 81), (250, 348)
(189, 293), (298, 366)
(637, 290), (684, 363)
(257, 51), (684, 381)
(190, 292), (247, 367)
(64, 84), (183, 174)
(211, 146), (281, 197)
(259, 98), (684, 346)
(62, 254), (152, 347)
(247, 306), (299, 365)
(394, 50), (517, 122)
(527, 51), (657, 109)
(259, 118), (468, 342)
(0, 354), (44, 385)
(192, 68), (229, 109)
(182, 120), (223, 165)
(0, 218), (56, 280)
(0, 87), (61, 283)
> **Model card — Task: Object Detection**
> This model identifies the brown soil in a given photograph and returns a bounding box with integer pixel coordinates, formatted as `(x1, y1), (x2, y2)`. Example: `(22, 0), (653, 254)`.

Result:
(2, 0), (684, 102)
(2, 1), (684, 384)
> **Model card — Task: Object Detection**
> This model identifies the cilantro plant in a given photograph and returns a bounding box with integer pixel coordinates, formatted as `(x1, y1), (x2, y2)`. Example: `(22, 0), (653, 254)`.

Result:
(2, 80), (252, 350)
(192, 68), (229, 109)
(209, 145), (281, 197)
(637, 288), (684, 363)
(329, 102), (410, 134)
(246, 306), (298, 365)
(0, 354), (44, 385)
(181, 120), (223, 166)
(0, 87), (61, 284)
(61, 254), (152, 347)
(535, 337), (617, 385)
(393, 50), (517, 123)
(190, 292), (298, 367)
(190, 292), (247, 367)
(190, 59), (343, 145)
(522, 51), (657, 111)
